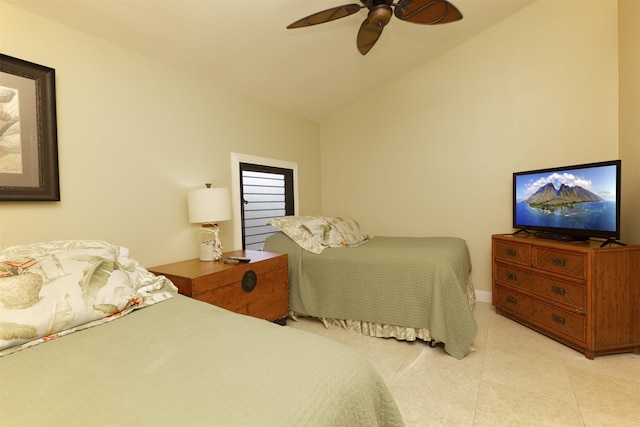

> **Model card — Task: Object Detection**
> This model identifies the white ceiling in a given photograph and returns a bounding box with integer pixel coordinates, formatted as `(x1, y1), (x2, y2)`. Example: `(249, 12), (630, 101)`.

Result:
(6, 0), (535, 123)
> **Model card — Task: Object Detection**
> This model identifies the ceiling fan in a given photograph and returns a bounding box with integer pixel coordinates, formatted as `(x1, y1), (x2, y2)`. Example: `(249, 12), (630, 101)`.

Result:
(287, 0), (463, 55)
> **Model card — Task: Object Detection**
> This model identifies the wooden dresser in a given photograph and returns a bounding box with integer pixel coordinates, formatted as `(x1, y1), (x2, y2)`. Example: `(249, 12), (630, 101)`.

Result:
(149, 250), (289, 324)
(492, 233), (640, 359)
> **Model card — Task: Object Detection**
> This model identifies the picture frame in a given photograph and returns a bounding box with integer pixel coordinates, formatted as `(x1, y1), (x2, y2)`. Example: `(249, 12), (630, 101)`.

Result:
(0, 53), (59, 201)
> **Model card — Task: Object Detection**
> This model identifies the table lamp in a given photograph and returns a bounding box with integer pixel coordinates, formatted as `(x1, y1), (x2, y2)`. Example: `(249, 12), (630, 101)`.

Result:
(188, 184), (232, 261)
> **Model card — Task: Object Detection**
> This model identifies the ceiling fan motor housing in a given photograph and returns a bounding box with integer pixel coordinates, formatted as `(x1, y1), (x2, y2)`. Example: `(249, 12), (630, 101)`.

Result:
(369, 5), (393, 27)
(361, 0), (394, 7)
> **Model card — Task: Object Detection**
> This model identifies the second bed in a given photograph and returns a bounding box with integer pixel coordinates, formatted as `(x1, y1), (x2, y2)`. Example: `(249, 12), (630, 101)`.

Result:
(264, 222), (477, 359)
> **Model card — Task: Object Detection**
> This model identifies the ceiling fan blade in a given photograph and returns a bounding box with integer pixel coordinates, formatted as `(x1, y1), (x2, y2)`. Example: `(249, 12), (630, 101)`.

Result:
(394, 0), (463, 25)
(357, 21), (382, 55)
(287, 4), (363, 29)
(356, 5), (392, 55)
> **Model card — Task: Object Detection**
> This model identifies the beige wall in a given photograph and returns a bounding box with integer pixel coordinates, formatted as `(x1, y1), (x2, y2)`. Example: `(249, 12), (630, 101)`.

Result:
(320, 0), (620, 293)
(0, 2), (323, 266)
(0, 1), (633, 296)
(619, 0), (640, 243)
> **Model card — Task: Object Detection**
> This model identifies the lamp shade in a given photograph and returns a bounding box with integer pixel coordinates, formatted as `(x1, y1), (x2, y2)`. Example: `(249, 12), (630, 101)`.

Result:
(187, 187), (232, 224)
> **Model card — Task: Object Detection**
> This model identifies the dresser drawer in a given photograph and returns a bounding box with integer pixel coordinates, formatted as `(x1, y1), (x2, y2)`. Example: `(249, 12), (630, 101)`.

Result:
(533, 248), (587, 280)
(495, 286), (586, 343)
(494, 263), (535, 289)
(493, 239), (531, 266)
(534, 276), (586, 311)
(495, 262), (586, 311)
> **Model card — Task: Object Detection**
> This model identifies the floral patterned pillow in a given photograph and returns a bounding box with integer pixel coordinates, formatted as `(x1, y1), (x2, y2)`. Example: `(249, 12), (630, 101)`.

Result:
(0, 240), (176, 355)
(268, 216), (372, 253)
(268, 216), (327, 254)
(326, 217), (372, 247)
(300, 218), (329, 240)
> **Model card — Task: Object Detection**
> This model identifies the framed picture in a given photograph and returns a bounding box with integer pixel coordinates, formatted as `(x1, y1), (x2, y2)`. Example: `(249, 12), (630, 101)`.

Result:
(0, 53), (59, 201)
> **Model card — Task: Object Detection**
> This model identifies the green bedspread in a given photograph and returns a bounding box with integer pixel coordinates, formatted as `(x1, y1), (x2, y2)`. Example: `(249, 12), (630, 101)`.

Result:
(264, 233), (477, 359)
(0, 295), (404, 427)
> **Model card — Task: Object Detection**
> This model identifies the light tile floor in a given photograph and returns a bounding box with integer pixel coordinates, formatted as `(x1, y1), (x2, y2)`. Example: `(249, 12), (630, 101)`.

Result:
(288, 302), (640, 426)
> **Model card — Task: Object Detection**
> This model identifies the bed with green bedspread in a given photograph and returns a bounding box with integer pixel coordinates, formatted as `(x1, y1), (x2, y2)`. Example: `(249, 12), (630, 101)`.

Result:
(0, 240), (403, 427)
(264, 232), (478, 359)
(0, 294), (404, 426)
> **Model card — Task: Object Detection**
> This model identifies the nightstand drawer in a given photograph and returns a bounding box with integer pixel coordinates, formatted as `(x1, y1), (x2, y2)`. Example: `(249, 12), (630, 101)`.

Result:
(190, 255), (287, 295)
(149, 251), (289, 322)
(193, 262), (288, 320)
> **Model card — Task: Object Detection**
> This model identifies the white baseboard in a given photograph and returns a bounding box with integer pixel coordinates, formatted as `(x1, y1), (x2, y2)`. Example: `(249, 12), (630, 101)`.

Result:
(475, 290), (492, 303)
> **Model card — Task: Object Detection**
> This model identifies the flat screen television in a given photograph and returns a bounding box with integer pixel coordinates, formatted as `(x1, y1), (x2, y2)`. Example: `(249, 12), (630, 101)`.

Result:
(513, 160), (621, 243)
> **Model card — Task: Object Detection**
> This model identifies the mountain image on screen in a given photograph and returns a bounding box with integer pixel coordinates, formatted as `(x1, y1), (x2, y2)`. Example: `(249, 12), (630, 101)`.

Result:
(523, 183), (603, 212)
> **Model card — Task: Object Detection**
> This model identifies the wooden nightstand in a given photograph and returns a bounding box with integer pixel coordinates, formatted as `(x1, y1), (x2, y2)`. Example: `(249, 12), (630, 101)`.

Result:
(149, 250), (289, 324)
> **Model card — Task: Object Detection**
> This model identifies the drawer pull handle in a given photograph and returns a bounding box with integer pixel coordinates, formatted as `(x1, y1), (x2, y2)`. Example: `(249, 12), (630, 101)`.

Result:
(506, 272), (517, 281)
(241, 270), (258, 293)
(552, 257), (566, 267)
(506, 296), (518, 305)
(551, 286), (566, 296)
(551, 314), (565, 325)
(506, 248), (517, 256)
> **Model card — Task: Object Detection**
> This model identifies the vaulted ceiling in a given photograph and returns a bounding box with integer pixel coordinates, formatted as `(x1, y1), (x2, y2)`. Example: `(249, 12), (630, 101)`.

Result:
(6, 0), (535, 123)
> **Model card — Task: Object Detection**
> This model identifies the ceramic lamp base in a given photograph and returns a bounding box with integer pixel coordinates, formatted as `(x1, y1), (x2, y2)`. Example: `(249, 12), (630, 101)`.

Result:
(199, 224), (223, 261)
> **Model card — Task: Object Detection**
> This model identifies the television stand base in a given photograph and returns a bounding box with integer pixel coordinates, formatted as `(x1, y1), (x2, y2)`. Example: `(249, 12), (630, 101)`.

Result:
(512, 229), (532, 236)
(534, 231), (588, 242)
(599, 238), (626, 248)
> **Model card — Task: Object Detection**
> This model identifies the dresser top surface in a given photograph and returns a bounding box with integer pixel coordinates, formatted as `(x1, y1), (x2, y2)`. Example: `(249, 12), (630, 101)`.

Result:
(492, 233), (640, 251)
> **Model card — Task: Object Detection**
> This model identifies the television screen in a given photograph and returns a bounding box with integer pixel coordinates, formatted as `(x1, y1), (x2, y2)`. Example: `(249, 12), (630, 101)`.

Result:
(513, 160), (621, 241)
